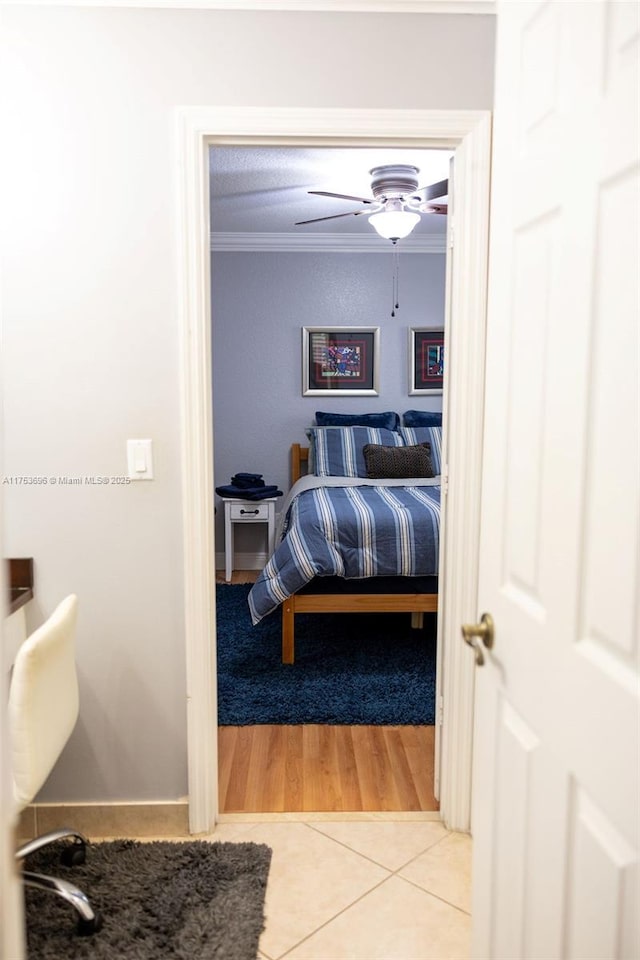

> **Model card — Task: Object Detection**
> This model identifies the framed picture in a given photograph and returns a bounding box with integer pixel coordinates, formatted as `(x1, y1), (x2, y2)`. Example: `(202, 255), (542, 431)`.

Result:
(302, 326), (380, 396)
(409, 327), (445, 395)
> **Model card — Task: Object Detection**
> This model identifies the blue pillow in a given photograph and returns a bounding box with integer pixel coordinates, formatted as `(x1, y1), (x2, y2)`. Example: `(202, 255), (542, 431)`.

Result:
(309, 426), (403, 478)
(399, 426), (442, 476)
(315, 410), (400, 431)
(403, 410), (442, 427)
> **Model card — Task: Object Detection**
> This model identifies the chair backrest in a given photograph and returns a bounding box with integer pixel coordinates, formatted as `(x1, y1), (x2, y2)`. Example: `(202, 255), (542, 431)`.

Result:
(8, 594), (79, 810)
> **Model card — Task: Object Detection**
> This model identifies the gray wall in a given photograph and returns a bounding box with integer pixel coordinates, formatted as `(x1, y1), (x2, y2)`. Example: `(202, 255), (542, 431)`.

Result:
(1, 5), (494, 803)
(212, 250), (446, 556)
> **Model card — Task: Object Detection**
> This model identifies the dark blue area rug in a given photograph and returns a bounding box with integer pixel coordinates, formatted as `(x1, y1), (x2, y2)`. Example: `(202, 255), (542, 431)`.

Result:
(216, 584), (436, 725)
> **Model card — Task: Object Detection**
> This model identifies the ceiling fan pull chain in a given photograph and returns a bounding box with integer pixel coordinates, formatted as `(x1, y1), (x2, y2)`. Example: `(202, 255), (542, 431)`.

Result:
(391, 244), (400, 318)
(391, 247), (396, 317)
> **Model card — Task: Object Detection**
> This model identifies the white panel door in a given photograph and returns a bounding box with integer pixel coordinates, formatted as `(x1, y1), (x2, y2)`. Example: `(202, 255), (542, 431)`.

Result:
(472, 2), (639, 958)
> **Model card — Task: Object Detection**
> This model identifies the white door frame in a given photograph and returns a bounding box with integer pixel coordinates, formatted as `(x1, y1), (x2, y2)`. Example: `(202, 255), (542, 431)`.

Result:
(176, 106), (491, 834)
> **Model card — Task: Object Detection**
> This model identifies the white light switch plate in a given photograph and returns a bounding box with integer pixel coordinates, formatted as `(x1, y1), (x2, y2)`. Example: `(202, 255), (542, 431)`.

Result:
(127, 439), (154, 480)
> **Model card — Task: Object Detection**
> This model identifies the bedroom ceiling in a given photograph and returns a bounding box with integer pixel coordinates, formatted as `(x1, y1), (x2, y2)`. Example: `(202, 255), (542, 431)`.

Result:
(209, 145), (453, 246)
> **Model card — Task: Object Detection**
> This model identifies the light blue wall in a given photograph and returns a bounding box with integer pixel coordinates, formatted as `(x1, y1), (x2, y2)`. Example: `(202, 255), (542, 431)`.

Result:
(211, 249), (445, 554)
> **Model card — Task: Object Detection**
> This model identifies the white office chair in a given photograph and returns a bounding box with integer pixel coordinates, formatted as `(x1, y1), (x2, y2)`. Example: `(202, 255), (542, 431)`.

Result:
(9, 594), (102, 935)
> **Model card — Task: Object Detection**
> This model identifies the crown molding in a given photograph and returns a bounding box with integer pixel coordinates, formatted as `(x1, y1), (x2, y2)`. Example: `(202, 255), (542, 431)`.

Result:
(210, 231), (446, 253)
(13, 1), (495, 12)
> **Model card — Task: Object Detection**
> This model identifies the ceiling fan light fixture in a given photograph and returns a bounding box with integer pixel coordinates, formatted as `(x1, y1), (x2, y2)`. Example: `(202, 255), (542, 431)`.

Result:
(368, 209), (421, 241)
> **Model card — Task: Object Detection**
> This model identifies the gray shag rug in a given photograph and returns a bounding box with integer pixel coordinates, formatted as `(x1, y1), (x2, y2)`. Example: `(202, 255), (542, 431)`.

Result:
(24, 838), (272, 960)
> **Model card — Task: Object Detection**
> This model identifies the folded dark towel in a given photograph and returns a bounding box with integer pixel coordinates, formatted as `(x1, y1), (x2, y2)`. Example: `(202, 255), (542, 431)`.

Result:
(218, 484), (278, 496)
(231, 473), (265, 489)
(216, 484), (283, 500)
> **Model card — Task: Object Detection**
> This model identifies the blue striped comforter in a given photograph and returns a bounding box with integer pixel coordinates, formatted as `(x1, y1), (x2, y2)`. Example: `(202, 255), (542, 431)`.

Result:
(248, 476), (441, 624)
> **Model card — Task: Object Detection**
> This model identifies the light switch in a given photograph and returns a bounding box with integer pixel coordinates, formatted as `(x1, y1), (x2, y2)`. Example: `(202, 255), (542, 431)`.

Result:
(127, 439), (154, 480)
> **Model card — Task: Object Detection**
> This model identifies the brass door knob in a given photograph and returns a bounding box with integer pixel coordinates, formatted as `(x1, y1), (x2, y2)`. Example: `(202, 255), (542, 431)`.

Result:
(461, 612), (495, 666)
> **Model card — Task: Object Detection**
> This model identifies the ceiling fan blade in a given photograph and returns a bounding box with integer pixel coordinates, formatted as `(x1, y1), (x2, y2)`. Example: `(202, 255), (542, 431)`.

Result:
(295, 210), (367, 225)
(415, 178), (449, 202)
(308, 190), (374, 204)
(422, 203), (448, 215)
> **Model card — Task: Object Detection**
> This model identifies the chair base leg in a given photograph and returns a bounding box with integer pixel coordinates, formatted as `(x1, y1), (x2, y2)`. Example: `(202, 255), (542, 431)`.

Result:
(16, 828), (87, 862)
(18, 830), (102, 935)
(23, 871), (103, 934)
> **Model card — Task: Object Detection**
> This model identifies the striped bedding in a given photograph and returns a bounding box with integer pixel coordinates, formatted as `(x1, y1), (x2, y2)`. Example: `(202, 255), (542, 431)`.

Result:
(248, 475), (441, 624)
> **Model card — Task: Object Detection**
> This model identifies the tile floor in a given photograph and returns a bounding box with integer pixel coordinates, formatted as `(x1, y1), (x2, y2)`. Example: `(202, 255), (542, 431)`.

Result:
(210, 817), (472, 960)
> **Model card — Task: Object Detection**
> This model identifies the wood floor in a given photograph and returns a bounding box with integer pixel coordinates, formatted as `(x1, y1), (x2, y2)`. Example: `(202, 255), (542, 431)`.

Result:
(216, 570), (439, 814)
(219, 723), (437, 813)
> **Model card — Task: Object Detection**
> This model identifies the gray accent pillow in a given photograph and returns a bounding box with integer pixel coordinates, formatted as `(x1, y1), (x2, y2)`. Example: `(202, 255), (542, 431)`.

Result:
(363, 442), (434, 479)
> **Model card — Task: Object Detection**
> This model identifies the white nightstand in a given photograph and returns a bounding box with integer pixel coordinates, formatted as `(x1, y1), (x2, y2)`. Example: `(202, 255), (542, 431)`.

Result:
(221, 497), (277, 582)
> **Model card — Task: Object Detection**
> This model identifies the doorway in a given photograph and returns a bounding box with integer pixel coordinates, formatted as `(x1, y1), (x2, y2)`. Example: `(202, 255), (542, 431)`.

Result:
(176, 105), (491, 834)
(209, 143), (450, 815)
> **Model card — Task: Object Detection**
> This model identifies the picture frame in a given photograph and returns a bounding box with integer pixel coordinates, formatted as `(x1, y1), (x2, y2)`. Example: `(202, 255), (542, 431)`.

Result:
(302, 326), (380, 396)
(409, 327), (445, 395)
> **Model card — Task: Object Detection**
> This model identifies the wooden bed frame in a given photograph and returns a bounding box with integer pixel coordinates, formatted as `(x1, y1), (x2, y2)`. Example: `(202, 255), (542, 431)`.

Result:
(281, 444), (438, 663)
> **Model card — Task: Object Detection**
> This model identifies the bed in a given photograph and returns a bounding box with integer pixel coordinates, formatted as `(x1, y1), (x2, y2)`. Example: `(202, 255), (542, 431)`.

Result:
(248, 424), (441, 663)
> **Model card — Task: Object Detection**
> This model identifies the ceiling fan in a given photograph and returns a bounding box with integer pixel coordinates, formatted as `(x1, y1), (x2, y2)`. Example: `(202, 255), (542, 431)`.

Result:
(295, 164), (448, 241)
